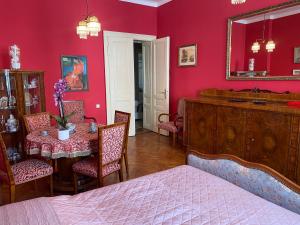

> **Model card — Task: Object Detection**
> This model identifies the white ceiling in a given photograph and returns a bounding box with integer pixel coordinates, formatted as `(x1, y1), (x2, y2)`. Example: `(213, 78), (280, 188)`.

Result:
(120, 0), (173, 7)
(235, 5), (300, 24)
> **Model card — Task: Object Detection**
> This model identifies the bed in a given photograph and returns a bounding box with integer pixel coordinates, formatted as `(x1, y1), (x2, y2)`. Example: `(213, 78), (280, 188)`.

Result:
(1, 150), (300, 225)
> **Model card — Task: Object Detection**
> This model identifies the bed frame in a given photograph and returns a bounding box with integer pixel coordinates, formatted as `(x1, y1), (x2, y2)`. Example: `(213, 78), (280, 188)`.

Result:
(186, 150), (300, 215)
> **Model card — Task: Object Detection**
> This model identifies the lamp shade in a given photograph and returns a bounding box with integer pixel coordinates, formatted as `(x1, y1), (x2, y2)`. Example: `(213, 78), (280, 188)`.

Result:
(266, 40), (276, 52)
(231, 0), (246, 4)
(76, 20), (88, 39)
(251, 42), (260, 53)
(87, 16), (101, 36)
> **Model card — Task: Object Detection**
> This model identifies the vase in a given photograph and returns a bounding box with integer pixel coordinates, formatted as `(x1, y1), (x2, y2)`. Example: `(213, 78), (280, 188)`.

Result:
(58, 129), (69, 141)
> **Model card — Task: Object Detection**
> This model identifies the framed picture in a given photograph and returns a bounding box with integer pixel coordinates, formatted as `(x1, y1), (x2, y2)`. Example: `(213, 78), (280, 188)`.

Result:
(178, 44), (197, 67)
(294, 47), (300, 64)
(293, 69), (300, 76)
(61, 55), (88, 91)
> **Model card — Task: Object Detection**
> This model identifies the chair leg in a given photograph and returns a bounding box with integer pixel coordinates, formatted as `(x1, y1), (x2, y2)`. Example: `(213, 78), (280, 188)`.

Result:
(98, 177), (104, 188)
(9, 185), (16, 203)
(34, 180), (38, 197)
(49, 175), (53, 196)
(73, 173), (78, 194)
(118, 170), (123, 182)
(124, 153), (129, 178)
(158, 128), (161, 136)
(173, 132), (176, 146)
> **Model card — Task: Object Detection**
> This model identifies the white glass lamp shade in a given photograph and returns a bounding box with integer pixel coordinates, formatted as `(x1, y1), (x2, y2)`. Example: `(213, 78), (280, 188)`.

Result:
(266, 40), (276, 52)
(87, 16), (101, 36)
(251, 42), (260, 53)
(76, 20), (88, 39)
(231, 0), (246, 4)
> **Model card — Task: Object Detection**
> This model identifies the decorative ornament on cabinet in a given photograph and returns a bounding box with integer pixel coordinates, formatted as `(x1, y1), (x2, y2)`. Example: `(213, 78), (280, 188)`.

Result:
(9, 45), (21, 70)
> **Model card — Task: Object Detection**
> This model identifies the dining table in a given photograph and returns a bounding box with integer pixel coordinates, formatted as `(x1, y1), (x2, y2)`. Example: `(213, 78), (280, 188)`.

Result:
(25, 123), (102, 192)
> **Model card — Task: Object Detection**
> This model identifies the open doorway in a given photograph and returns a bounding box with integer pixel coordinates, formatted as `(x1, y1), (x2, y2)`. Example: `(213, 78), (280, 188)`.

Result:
(133, 42), (144, 133)
(104, 31), (170, 137)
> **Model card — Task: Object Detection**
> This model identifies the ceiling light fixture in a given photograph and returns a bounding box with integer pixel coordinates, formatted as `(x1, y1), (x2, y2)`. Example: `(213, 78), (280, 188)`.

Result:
(251, 42), (261, 53)
(231, 0), (246, 4)
(266, 40), (276, 52)
(76, 0), (101, 39)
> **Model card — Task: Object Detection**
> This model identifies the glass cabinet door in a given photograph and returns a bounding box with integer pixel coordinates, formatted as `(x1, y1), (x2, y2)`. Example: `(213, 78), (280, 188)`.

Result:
(0, 70), (18, 133)
(22, 73), (42, 114)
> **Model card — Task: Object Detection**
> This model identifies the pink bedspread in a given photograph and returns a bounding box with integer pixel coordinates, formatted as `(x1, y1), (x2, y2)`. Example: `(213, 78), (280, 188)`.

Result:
(1, 166), (300, 225)
(0, 197), (60, 225)
(49, 165), (300, 225)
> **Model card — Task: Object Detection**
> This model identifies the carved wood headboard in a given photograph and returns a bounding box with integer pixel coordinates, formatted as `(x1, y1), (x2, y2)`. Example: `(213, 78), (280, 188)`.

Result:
(186, 150), (300, 215)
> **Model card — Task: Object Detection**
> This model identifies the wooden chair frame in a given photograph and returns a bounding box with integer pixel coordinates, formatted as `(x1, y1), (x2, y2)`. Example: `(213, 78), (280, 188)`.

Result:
(73, 122), (127, 193)
(0, 135), (53, 203)
(114, 111), (131, 177)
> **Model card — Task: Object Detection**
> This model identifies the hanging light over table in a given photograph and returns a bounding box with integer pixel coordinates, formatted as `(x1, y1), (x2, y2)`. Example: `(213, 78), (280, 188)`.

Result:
(76, 0), (101, 39)
(231, 0), (246, 4)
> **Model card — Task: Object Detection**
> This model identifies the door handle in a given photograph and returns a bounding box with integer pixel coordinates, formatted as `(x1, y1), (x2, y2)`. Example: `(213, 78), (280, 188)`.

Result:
(160, 89), (167, 99)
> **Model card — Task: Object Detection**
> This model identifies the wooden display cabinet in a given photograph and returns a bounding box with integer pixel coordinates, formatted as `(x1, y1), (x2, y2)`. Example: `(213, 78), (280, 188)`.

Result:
(0, 70), (45, 159)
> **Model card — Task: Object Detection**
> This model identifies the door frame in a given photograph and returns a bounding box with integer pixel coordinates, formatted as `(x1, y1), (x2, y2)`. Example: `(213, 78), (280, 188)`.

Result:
(103, 31), (156, 135)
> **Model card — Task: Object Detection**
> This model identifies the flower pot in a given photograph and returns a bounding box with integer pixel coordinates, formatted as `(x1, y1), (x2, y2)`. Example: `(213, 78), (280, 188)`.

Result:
(58, 129), (70, 141)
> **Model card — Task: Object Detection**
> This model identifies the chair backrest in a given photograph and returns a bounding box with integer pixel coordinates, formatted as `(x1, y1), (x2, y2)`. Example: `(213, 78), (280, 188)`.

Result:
(98, 122), (127, 176)
(23, 112), (51, 133)
(177, 98), (186, 117)
(0, 135), (14, 185)
(63, 100), (85, 124)
(114, 111), (131, 137)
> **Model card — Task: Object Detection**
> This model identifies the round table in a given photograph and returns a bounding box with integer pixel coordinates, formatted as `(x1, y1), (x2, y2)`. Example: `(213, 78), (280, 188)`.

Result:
(26, 123), (98, 159)
(26, 123), (100, 192)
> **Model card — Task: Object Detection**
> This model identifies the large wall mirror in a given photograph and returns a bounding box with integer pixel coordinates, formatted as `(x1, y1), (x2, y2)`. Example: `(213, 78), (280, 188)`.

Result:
(227, 1), (300, 80)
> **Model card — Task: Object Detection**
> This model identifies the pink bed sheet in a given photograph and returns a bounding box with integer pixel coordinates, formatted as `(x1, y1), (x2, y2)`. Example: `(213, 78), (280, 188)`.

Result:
(50, 165), (300, 225)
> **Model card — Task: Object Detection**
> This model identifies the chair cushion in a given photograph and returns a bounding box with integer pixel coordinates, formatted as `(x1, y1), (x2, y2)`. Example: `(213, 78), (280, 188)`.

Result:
(158, 121), (178, 133)
(72, 158), (120, 178)
(12, 159), (53, 185)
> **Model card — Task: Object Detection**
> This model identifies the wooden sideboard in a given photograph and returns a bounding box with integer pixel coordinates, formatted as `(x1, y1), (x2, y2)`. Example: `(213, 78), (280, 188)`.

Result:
(185, 89), (300, 184)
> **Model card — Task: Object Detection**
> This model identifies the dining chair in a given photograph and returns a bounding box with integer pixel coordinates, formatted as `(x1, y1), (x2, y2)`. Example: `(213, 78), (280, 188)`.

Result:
(158, 98), (185, 145)
(0, 135), (53, 203)
(72, 122), (127, 193)
(114, 111), (131, 177)
(23, 112), (51, 133)
(63, 100), (97, 124)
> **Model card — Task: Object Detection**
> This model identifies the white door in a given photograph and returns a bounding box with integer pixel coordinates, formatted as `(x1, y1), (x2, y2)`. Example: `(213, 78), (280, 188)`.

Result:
(142, 42), (153, 130)
(152, 37), (170, 134)
(104, 35), (136, 136)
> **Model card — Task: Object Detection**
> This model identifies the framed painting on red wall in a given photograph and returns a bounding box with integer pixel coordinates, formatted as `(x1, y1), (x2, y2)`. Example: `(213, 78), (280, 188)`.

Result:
(61, 55), (89, 92)
(178, 44), (197, 67)
(295, 47), (300, 64)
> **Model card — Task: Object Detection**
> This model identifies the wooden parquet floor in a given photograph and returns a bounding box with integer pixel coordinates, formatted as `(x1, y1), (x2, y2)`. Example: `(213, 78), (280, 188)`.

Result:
(0, 132), (186, 206)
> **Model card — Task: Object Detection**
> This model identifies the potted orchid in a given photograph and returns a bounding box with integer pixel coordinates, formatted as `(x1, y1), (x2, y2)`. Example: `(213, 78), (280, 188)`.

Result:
(52, 79), (74, 140)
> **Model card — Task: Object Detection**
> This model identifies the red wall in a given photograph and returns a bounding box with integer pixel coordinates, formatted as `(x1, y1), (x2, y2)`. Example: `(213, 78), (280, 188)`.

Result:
(231, 22), (246, 71)
(0, 0), (157, 123)
(157, 0), (300, 114)
(271, 13), (300, 76)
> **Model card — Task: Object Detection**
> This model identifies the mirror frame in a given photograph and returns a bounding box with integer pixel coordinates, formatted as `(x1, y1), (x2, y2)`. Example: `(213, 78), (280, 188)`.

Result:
(226, 0), (300, 80)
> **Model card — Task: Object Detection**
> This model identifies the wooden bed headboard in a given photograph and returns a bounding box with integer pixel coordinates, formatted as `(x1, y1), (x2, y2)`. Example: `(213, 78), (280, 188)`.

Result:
(186, 150), (300, 215)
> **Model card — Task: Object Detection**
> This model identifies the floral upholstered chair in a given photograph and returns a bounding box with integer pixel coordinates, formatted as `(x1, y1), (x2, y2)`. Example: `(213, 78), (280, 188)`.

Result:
(158, 98), (185, 145)
(0, 135), (53, 203)
(63, 100), (96, 124)
(23, 112), (51, 133)
(72, 122), (127, 193)
(114, 111), (131, 177)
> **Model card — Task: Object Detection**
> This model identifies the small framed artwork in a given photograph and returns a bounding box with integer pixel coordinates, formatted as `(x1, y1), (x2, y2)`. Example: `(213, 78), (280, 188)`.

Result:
(61, 55), (88, 91)
(293, 69), (300, 76)
(178, 44), (197, 67)
(294, 47), (300, 64)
